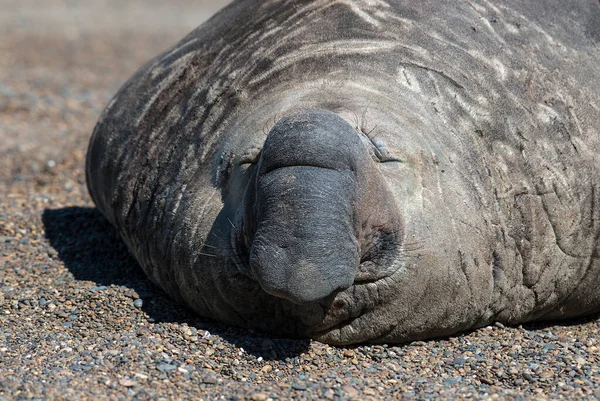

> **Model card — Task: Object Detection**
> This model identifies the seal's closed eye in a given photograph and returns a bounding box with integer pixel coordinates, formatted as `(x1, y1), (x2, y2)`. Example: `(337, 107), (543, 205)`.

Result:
(238, 147), (261, 167)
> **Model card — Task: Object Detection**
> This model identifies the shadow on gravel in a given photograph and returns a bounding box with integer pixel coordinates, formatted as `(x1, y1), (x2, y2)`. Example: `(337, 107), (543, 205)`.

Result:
(521, 312), (600, 331)
(42, 206), (310, 360)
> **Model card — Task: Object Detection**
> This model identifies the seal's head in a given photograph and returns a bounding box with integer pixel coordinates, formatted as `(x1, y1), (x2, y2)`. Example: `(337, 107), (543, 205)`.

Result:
(231, 109), (403, 310)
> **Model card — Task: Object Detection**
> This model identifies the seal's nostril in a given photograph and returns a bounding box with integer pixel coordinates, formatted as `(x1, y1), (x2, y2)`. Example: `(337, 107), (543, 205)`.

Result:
(332, 299), (345, 310)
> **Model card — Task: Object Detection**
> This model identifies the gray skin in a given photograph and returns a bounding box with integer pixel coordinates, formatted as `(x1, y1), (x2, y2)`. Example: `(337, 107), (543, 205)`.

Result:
(86, 0), (600, 345)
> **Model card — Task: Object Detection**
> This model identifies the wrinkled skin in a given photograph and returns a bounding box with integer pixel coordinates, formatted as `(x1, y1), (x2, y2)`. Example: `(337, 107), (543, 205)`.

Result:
(86, 0), (600, 345)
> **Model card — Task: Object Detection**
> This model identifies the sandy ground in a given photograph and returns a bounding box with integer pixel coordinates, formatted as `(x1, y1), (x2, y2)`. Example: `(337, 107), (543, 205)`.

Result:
(1, 1), (600, 400)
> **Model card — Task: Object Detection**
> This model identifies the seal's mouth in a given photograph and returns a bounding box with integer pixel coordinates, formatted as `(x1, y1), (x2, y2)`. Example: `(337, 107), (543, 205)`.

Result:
(230, 220), (403, 344)
(309, 266), (403, 344)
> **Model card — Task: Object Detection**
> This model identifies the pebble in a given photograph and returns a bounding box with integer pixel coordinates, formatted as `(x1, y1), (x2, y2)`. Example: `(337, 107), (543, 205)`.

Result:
(201, 376), (218, 385)
(291, 382), (307, 391)
(156, 363), (177, 372)
(119, 378), (136, 387)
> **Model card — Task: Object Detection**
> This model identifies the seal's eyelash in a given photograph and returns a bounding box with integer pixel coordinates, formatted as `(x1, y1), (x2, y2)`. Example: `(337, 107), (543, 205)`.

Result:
(356, 130), (403, 164)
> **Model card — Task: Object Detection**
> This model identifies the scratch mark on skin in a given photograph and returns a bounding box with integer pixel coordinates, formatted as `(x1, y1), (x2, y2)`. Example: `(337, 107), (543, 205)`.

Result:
(332, 0), (386, 27)
(465, 0), (486, 15)
(248, 40), (398, 86)
(399, 62), (465, 90)
(480, 0), (502, 15)
(457, 250), (469, 284)
(170, 184), (188, 216)
(538, 192), (582, 260)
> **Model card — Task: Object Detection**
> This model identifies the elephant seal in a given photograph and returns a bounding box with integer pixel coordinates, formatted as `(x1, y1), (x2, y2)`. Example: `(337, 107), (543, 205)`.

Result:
(86, 0), (600, 344)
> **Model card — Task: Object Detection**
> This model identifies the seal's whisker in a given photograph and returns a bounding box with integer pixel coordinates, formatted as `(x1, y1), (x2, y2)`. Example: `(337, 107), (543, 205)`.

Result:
(202, 243), (236, 251)
(360, 105), (369, 126)
(350, 109), (361, 131)
(366, 123), (380, 137)
(401, 244), (426, 253)
(197, 251), (218, 258)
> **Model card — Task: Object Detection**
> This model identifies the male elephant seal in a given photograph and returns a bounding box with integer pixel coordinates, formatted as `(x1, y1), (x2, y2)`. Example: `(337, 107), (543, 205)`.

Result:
(86, 0), (600, 345)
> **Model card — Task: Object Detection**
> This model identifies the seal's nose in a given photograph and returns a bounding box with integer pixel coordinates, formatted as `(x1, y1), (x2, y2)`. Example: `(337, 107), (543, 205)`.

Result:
(246, 109), (365, 304)
(249, 165), (360, 305)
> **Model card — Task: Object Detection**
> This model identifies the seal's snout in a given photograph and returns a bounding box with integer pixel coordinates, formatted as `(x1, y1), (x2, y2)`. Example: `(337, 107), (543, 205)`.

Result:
(249, 242), (356, 304)
(248, 164), (360, 304)
(243, 109), (366, 304)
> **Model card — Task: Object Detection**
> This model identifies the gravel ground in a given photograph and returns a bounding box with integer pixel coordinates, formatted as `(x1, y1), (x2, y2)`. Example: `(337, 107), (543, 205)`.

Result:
(2, 1), (600, 400)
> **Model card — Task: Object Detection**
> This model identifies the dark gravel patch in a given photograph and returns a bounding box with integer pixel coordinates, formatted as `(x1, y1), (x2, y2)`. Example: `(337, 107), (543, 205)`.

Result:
(2, 1), (600, 400)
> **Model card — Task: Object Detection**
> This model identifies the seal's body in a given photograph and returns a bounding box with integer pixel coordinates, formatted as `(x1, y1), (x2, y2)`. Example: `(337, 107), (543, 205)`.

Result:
(87, 0), (600, 344)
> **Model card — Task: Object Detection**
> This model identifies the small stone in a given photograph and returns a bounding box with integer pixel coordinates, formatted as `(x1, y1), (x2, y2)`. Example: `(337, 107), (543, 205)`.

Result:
(250, 393), (268, 401)
(444, 377), (462, 385)
(137, 327), (151, 337)
(451, 357), (466, 366)
(156, 363), (177, 372)
(342, 385), (359, 398)
(133, 299), (143, 308)
(343, 350), (355, 358)
(292, 382), (307, 391)
(201, 376), (218, 385)
(261, 364), (273, 373)
(119, 378), (136, 387)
